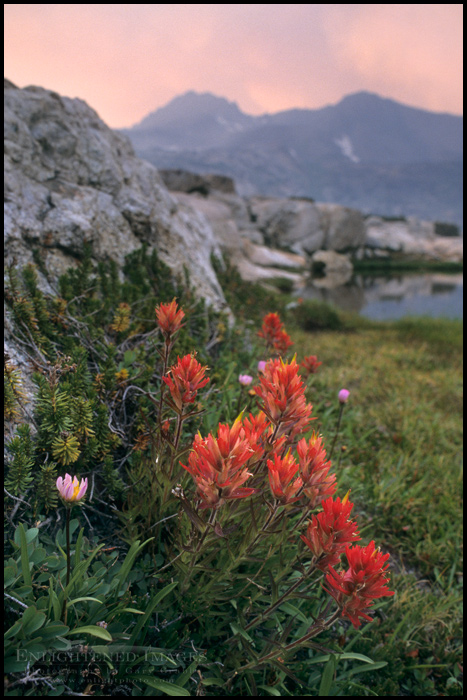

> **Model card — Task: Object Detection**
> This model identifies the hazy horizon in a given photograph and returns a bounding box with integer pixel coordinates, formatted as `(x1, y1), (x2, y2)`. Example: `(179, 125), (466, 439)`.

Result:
(127, 87), (463, 128)
(4, 4), (463, 129)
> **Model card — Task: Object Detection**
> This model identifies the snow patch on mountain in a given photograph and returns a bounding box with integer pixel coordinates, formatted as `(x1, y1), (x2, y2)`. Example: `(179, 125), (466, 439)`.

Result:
(216, 116), (246, 133)
(334, 135), (360, 163)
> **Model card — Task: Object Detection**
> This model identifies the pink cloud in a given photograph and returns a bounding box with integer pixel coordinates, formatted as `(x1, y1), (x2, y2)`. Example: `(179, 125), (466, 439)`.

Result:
(4, 4), (463, 128)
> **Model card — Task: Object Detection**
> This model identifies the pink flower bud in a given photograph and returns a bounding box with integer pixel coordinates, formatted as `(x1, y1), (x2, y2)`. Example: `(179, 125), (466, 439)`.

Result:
(257, 361), (266, 373)
(56, 473), (88, 503)
(338, 389), (350, 403)
(239, 374), (253, 386)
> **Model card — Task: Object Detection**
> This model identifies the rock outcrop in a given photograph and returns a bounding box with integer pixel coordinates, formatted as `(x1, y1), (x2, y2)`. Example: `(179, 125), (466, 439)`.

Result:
(4, 80), (227, 309)
(362, 216), (463, 262)
(4, 79), (463, 313)
(310, 250), (353, 288)
(162, 170), (462, 288)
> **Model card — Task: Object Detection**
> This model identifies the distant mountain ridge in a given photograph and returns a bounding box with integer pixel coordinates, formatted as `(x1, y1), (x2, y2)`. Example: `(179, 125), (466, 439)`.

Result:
(121, 91), (463, 226)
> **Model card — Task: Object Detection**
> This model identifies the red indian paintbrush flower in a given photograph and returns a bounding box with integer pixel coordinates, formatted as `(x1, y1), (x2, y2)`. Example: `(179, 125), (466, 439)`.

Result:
(300, 493), (360, 570)
(258, 312), (283, 345)
(181, 417), (257, 509)
(300, 355), (322, 377)
(267, 452), (303, 504)
(325, 540), (395, 628)
(155, 299), (185, 338)
(258, 312), (294, 356)
(163, 354), (209, 412)
(254, 357), (313, 438)
(272, 329), (294, 355)
(297, 433), (336, 507)
(242, 411), (270, 460)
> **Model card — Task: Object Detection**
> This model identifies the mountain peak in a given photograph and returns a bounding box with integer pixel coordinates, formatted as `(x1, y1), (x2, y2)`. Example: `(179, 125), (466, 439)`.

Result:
(133, 90), (246, 132)
(122, 90), (462, 225)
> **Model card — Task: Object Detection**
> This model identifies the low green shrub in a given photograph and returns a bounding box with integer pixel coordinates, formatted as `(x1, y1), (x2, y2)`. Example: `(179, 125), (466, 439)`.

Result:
(292, 299), (343, 331)
(4, 255), (396, 695)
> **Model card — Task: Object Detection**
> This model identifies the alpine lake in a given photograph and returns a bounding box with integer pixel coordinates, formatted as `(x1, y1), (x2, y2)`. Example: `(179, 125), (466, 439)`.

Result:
(300, 271), (463, 321)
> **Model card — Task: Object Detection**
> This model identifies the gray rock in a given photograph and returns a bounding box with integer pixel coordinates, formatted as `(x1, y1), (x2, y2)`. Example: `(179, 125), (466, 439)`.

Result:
(249, 197), (324, 255)
(4, 80), (227, 309)
(159, 169), (236, 194)
(233, 257), (305, 288)
(311, 250), (353, 287)
(242, 240), (306, 270)
(315, 204), (366, 250)
(364, 216), (463, 262)
(170, 192), (308, 284)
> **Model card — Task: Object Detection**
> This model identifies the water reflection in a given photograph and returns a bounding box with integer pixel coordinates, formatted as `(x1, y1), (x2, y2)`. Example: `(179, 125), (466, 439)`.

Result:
(301, 273), (463, 320)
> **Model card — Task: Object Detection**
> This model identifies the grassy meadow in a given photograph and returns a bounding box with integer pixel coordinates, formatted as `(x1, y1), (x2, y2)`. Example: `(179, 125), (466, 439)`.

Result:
(221, 262), (463, 695)
(4, 254), (463, 696)
(287, 317), (463, 695)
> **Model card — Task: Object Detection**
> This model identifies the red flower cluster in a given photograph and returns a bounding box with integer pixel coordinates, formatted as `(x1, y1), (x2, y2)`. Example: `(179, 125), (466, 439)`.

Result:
(156, 299), (185, 338)
(163, 354), (209, 412)
(242, 411), (270, 460)
(325, 540), (395, 628)
(300, 494), (360, 570)
(258, 313), (293, 356)
(254, 357), (313, 438)
(297, 433), (336, 507)
(182, 417), (257, 509)
(300, 355), (322, 377)
(267, 452), (303, 504)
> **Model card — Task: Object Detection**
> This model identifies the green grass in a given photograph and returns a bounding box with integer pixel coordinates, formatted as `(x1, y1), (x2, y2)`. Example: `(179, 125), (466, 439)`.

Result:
(5, 254), (463, 696)
(220, 262), (463, 694)
(352, 258), (463, 275)
(289, 317), (463, 695)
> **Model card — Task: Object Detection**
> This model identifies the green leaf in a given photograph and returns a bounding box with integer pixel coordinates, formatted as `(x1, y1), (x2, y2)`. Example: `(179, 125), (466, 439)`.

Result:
(49, 636), (71, 650)
(20, 606), (38, 628)
(128, 582), (178, 648)
(279, 601), (309, 623)
(74, 527), (84, 568)
(229, 622), (254, 643)
(22, 610), (46, 635)
(337, 661), (388, 680)
(4, 621), (22, 640)
(124, 350), (137, 366)
(30, 547), (47, 565)
(4, 655), (29, 673)
(4, 565), (19, 587)
(257, 686), (283, 696)
(18, 523), (32, 587)
(128, 674), (191, 696)
(58, 544), (105, 603)
(39, 623), (70, 639)
(67, 625), (113, 641)
(48, 578), (62, 621)
(319, 654), (337, 696)
(116, 582), (178, 677)
(126, 649), (179, 670)
(112, 537), (154, 599)
(196, 678), (224, 687)
(66, 596), (103, 606)
(307, 652), (376, 665)
(176, 660), (199, 688)
(14, 525), (39, 546)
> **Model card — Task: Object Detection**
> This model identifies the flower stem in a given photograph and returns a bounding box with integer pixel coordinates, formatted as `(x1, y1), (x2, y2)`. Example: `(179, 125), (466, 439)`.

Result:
(156, 337), (172, 451)
(232, 606), (340, 676)
(182, 508), (217, 591)
(61, 506), (71, 623)
(329, 403), (345, 460)
(244, 559), (317, 632)
(167, 412), (184, 480)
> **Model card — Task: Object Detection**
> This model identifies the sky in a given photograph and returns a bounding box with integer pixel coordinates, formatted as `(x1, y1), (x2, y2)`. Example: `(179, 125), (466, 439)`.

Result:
(4, 4), (463, 129)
